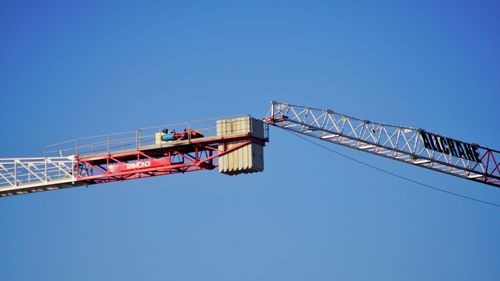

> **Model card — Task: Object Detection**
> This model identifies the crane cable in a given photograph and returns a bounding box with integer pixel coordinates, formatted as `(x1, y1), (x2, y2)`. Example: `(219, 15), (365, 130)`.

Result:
(285, 130), (500, 208)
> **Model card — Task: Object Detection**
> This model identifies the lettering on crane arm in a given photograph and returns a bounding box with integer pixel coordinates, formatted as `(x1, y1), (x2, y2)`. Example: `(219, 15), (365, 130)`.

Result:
(419, 131), (481, 162)
(107, 158), (171, 174)
(126, 160), (152, 170)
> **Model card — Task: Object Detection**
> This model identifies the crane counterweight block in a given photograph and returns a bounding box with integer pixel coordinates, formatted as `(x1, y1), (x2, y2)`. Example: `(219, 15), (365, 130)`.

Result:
(265, 101), (500, 188)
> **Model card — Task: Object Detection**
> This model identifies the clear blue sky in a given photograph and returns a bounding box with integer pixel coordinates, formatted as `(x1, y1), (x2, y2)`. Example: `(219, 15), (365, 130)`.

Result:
(1, 1), (499, 280)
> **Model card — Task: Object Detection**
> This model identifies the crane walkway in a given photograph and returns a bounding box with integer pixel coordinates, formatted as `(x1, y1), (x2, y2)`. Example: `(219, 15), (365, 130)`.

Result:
(0, 157), (78, 196)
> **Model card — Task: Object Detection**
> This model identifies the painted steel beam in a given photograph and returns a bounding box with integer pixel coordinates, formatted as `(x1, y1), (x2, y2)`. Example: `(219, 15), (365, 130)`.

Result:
(0, 133), (267, 197)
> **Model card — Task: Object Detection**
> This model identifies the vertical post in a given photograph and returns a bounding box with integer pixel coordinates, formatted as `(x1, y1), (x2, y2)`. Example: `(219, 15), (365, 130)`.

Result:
(412, 130), (421, 158)
(14, 160), (17, 186)
(107, 135), (110, 154)
(45, 158), (48, 182)
(57, 160), (61, 179)
(271, 101), (275, 119)
(136, 130), (139, 150)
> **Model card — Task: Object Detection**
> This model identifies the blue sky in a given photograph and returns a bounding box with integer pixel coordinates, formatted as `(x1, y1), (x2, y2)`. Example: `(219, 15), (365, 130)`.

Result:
(1, 1), (499, 280)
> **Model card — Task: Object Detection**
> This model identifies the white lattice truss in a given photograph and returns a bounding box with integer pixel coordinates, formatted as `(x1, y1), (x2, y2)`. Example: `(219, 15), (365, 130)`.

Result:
(0, 157), (78, 197)
(265, 101), (500, 188)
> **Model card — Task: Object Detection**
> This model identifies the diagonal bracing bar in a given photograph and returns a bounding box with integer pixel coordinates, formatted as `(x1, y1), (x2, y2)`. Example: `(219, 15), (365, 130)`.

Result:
(0, 157), (78, 196)
(264, 101), (500, 188)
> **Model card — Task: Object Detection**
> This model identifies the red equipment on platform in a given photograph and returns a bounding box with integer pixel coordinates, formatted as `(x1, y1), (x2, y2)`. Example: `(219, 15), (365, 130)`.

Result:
(76, 134), (264, 186)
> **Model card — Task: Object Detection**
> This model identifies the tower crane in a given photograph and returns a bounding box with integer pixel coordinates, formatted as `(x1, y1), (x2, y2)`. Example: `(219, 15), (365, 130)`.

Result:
(0, 101), (498, 197)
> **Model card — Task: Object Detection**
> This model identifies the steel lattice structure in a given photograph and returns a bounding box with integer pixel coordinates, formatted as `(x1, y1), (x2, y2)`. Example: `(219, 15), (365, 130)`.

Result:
(264, 101), (500, 188)
(0, 157), (80, 195)
(0, 117), (268, 197)
(1, 102), (498, 197)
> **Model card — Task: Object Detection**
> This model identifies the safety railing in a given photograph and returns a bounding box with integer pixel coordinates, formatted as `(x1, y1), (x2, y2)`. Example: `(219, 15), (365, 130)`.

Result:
(0, 157), (76, 188)
(44, 115), (268, 157)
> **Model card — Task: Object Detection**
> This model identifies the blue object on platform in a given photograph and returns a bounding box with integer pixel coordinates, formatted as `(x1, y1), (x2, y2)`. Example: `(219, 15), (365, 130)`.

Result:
(161, 134), (175, 141)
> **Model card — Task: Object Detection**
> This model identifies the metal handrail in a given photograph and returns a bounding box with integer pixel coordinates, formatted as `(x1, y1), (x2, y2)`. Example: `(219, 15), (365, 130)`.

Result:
(44, 115), (258, 157)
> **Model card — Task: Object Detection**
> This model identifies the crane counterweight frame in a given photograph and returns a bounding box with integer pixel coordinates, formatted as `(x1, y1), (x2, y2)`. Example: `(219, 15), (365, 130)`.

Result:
(0, 116), (269, 197)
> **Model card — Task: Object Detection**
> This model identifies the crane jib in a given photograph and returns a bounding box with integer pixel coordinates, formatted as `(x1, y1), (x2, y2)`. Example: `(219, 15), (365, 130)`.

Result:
(419, 131), (480, 162)
(266, 101), (499, 188)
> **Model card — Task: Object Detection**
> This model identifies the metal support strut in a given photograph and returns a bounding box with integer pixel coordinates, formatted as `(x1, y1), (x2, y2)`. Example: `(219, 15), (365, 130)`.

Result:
(264, 101), (500, 188)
